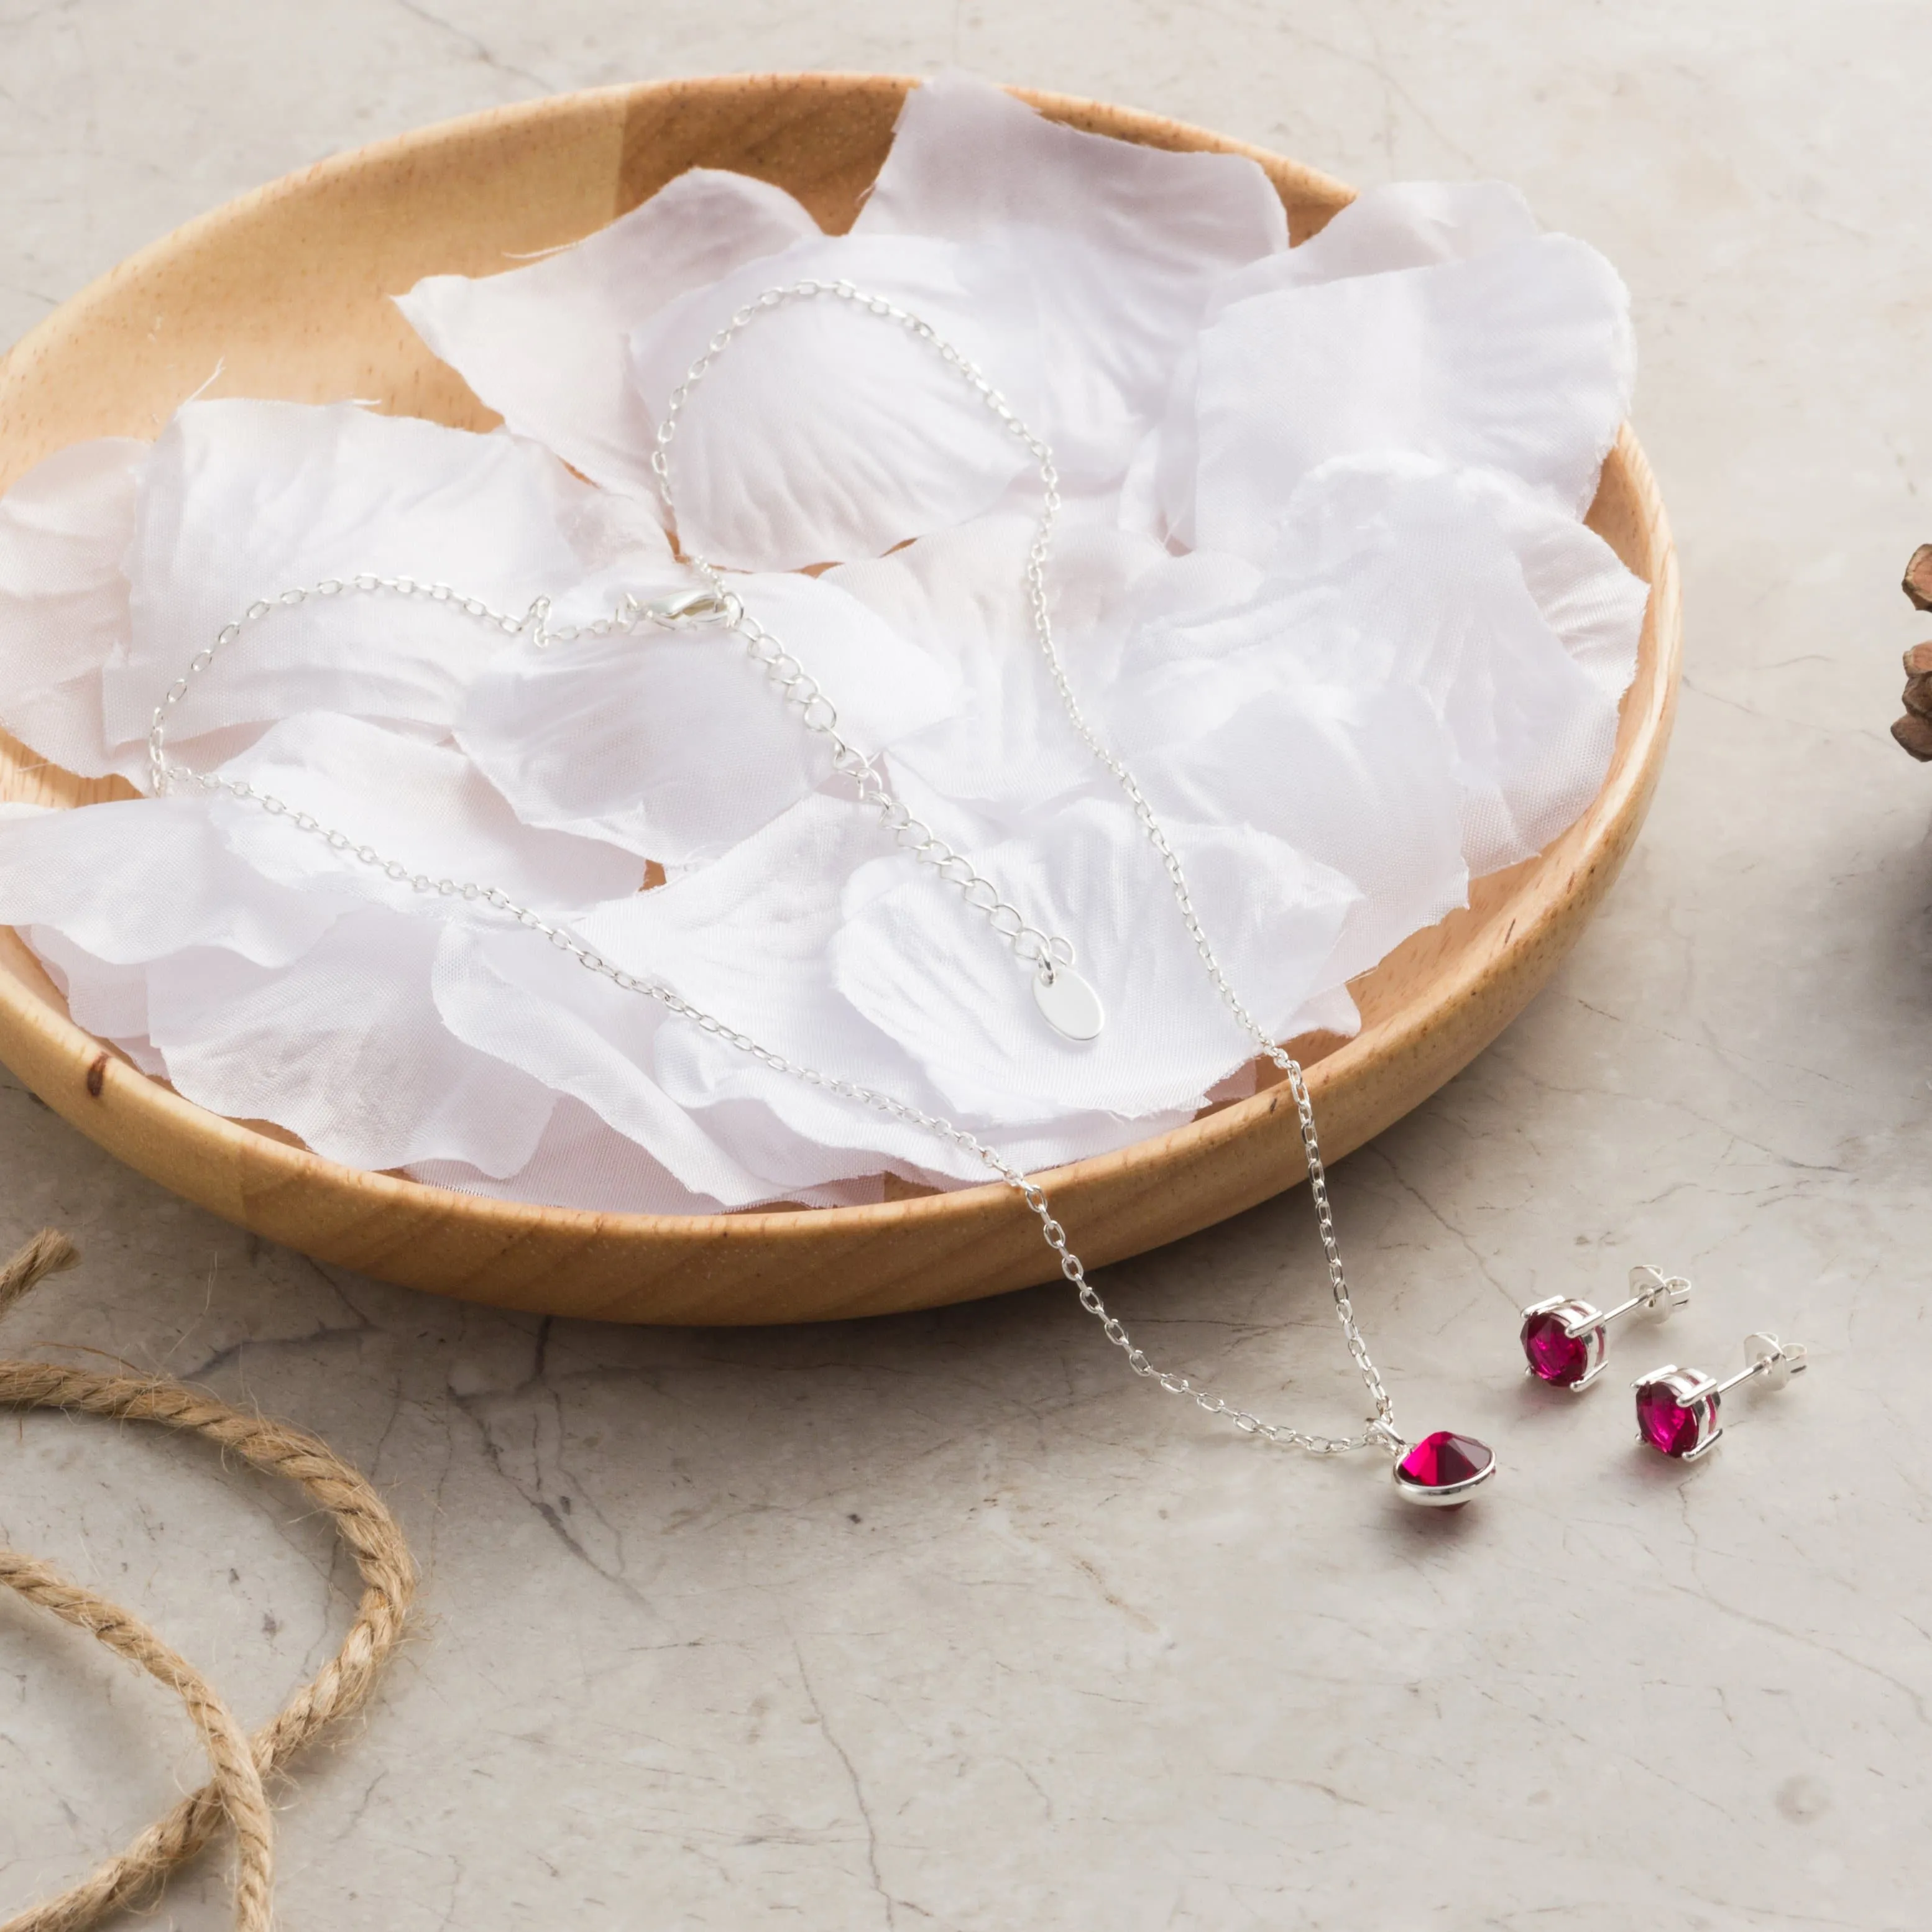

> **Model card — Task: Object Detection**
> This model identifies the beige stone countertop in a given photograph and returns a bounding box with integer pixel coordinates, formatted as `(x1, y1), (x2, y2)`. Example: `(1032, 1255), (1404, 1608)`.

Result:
(2, 4), (1930, 1926)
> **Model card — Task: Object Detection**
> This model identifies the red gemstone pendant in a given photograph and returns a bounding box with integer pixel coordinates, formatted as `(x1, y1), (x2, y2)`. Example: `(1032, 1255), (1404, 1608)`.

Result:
(1632, 1369), (1723, 1460)
(1392, 1430), (1496, 1507)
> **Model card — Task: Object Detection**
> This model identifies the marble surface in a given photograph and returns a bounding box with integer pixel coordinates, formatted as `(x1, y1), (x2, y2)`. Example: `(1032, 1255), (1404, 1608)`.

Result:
(3, 3), (1931, 1926)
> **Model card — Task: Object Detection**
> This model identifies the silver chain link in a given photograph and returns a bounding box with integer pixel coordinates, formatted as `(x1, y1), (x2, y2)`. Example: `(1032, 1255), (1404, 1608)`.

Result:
(143, 278), (1404, 1460)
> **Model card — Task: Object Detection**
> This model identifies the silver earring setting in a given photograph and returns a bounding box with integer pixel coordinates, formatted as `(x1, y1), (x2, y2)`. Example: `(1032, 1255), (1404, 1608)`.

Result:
(1632, 1332), (1808, 1461)
(1520, 1265), (1691, 1392)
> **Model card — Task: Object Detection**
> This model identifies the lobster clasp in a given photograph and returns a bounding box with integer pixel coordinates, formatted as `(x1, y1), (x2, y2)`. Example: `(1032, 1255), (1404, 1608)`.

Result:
(642, 586), (739, 628)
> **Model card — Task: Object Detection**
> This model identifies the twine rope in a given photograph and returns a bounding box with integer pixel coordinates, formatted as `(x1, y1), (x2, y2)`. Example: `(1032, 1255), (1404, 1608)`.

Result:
(0, 1547), (274, 1932)
(0, 1230), (418, 1932)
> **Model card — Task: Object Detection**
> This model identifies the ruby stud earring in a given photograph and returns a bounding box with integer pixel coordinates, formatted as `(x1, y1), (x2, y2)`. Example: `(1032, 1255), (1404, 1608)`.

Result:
(1632, 1332), (1809, 1461)
(1520, 1265), (1691, 1392)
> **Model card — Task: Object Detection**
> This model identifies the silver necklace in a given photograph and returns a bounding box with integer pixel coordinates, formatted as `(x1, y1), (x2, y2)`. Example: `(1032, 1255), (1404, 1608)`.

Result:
(143, 278), (1495, 1507)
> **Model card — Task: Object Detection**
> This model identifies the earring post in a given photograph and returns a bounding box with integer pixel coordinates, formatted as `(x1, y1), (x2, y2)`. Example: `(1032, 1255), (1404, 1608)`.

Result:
(1580, 1292), (1645, 1331)
(1708, 1361), (1767, 1399)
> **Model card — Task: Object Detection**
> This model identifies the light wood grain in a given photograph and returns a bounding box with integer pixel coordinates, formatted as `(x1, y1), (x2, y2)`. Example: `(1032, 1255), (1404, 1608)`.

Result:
(0, 74), (1681, 1324)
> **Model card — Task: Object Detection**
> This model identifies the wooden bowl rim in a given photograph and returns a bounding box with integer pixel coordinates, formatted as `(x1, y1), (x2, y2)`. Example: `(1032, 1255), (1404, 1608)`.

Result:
(0, 73), (1680, 1254)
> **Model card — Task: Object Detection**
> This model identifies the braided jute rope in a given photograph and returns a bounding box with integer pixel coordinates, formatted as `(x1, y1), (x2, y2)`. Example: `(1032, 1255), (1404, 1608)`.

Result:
(0, 1230), (418, 1931)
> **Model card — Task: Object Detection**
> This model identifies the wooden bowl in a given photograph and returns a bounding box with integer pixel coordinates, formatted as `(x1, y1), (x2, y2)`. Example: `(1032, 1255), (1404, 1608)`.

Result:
(0, 75), (1681, 1324)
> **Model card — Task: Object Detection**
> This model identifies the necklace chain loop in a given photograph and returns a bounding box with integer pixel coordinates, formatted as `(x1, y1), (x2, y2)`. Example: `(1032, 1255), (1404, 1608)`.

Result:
(144, 277), (1402, 1460)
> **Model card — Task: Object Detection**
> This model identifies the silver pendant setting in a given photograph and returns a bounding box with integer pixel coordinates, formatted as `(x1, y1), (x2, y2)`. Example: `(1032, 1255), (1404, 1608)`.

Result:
(1391, 1430), (1497, 1508)
(1034, 962), (1105, 1041)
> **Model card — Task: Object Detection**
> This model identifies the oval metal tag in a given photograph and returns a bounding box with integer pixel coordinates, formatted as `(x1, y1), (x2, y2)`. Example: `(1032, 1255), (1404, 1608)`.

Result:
(1033, 965), (1105, 1041)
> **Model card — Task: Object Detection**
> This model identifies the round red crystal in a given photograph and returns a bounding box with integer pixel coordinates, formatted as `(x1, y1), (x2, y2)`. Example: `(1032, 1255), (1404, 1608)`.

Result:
(1635, 1379), (1717, 1456)
(1397, 1430), (1494, 1490)
(1521, 1308), (1598, 1386)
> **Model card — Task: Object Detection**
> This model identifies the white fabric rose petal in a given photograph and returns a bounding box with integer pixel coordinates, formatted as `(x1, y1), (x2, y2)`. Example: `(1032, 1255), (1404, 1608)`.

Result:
(0, 438), (145, 779)
(458, 567), (959, 868)
(825, 515), (1251, 835)
(1099, 180), (1537, 541)
(0, 790), (392, 1112)
(832, 794), (1361, 1122)
(102, 400), (610, 753)
(629, 232), (1046, 570)
(146, 907), (559, 1179)
(407, 1093), (889, 1217)
(431, 921), (813, 1210)
(1244, 454), (1647, 872)
(610, 791), (1204, 1185)
(826, 513), (1420, 1063)
(537, 474), (684, 619)
(0, 796), (350, 967)
(396, 168), (822, 502)
(655, 1020), (1185, 1195)
(0, 756), (635, 1186)
(1215, 180), (1540, 303)
(433, 791), (1181, 1196)
(822, 517), (1387, 1058)
(854, 70), (1288, 495)
(1163, 231), (1633, 558)
(431, 792), (963, 1203)
(826, 515), (1130, 826)
(1480, 472), (1652, 707)
(205, 712), (646, 916)
(557, 791), (977, 1188)
(22, 927), (166, 1075)
(0, 782), (632, 1184)
(1150, 183), (1543, 533)
(1105, 587), (1470, 991)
